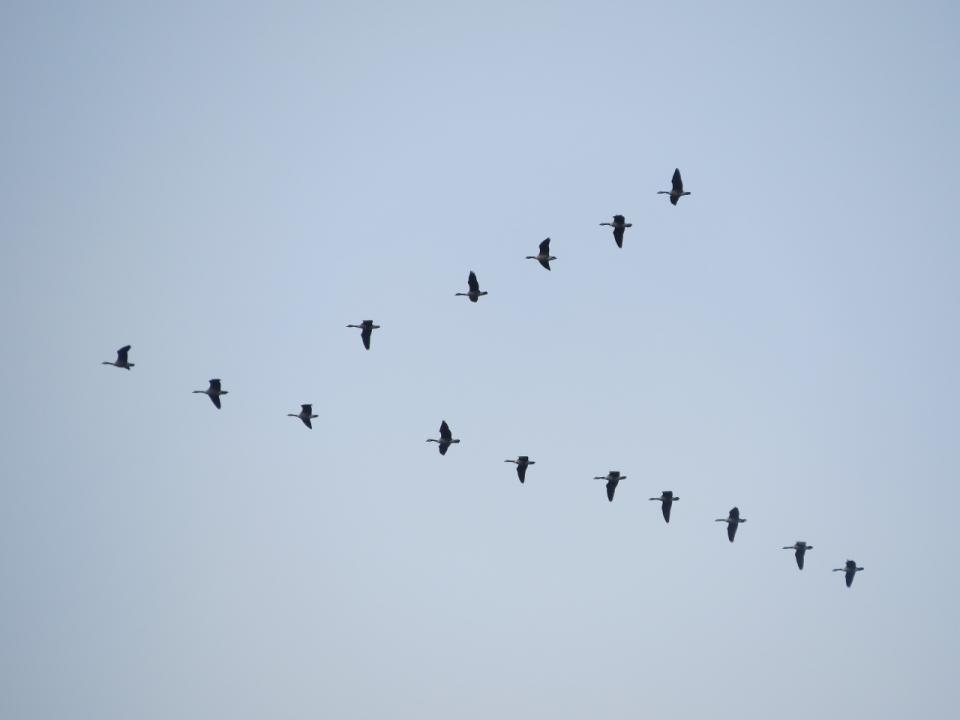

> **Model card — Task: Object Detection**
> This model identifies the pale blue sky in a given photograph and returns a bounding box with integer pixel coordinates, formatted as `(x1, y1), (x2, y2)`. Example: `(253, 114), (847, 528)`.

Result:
(2, 2), (959, 718)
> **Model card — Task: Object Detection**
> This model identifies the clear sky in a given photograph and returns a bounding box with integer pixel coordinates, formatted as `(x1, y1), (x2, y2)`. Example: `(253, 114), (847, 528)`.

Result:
(2, 2), (959, 718)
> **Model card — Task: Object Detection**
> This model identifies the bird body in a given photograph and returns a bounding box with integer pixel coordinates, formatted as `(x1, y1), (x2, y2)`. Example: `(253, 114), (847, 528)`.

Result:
(716, 506), (746, 542)
(782, 541), (813, 570)
(833, 559), (864, 587)
(504, 455), (535, 483)
(526, 238), (556, 270)
(346, 320), (381, 350)
(193, 378), (228, 409)
(657, 168), (691, 205)
(594, 470), (626, 502)
(427, 420), (460, 455)
(102, 345), (134, 369)
(649, 490), (679, 523)
(599, 215), (632, 248)
(288, 403), (318, 429)
(455, 271), (488, 302)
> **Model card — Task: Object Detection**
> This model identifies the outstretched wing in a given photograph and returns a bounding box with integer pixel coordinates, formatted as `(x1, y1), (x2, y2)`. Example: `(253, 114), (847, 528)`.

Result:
(538, 257), (551, 270)
(613, 226), (624, 248)
(727, 522), (737, 542)
(672, 168), (683, 193)
(301, 404), (312, 414)
(662, 500), (671, 523)
(795, 548), (805, 570)
(361, 326), (372, 350)
(467, 271), (480, 293)
(117, 345), (131, 363)
(517, 464), (527, 483)
(438, 440), (449, 456)
(439, 421), (452, 441)
(302, 416), (313, 429)
(210, 394), (221, 409)
(539, 238), (550, 254)
(209, 379), (222, 393)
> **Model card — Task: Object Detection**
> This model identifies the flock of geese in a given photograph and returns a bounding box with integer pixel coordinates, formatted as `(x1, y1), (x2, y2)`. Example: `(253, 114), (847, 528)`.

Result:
(101, 168), (864, 589)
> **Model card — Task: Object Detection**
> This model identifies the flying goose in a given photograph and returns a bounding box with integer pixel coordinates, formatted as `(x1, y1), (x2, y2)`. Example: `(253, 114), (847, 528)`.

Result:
(594, 471), (626, 502)
(504, 455), (535, 483)
(716, 506), (746, 542)
(782, 541), (813, 570)
(346, 320), (380, 350)
(102, 345), (134, 370)
(525, 238), (556, 271)
(455, 271), (488, 302)
(649, 491), (679, 523)
(288, 403), (318, 429)
(426, 420), (460, 455)
(833, 560), (864, 588)
(657, 168), (691, 205)
(599, 215), (632, 248)
(193, 378), (228, 409)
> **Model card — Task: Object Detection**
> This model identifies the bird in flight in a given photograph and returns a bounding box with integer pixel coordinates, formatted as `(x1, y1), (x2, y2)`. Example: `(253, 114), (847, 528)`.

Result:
(455, 271), (488, 302)
(657, 168), (691, 205)
(102, 345), (134, 370)
(346, 320), (380, 350)
(716, 506), (746, 542)
(649, 490), (679, 523)
(193, 378), (228, 409)
(594, 470), (626, 502)
(426, 420), (460, 455)
(599, 215), (632, 248)
(525, 238), (556, 271)
(782, 541), (813, 570)
(504, 455), (535, 483)
(288, 403), (318, 429)
(833, 559), (864, 588)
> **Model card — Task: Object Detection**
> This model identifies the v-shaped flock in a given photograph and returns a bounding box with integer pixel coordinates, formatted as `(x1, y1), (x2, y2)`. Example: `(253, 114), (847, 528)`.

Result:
(101, 167), (865, 589)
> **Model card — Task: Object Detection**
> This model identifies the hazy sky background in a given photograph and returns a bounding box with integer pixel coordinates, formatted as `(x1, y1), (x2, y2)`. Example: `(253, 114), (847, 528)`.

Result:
(2, 2), (959, 718)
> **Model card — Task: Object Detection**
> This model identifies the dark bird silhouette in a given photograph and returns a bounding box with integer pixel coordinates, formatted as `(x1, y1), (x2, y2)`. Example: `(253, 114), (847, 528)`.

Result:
(594, 470), (626, 502)
(455, 271), (488, 302)
(657, 168), (691, 205)
(346, 320), (380, 350)
(599, 215), (632, 248)
(525, 238), (556, 271)
(288, 403), (318, 429)
(426, 420), (460, 455)
(193, 378), (228, 409)
(782, 541), (813, 570)
(833, 559), (864, 588)
(102, 345), (134, 370)
(649, 490), (679, 523)
(716, 506), (746, 542)
(504, 455), (535, 483)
